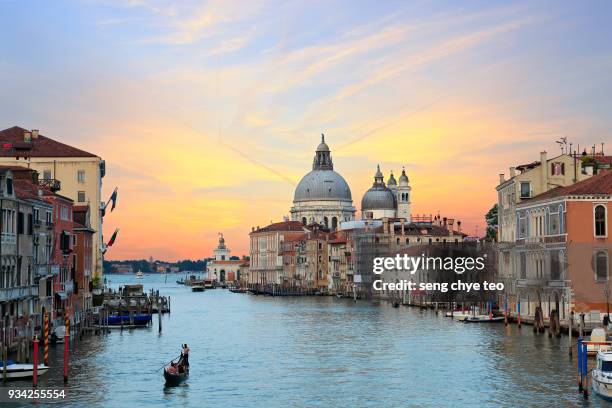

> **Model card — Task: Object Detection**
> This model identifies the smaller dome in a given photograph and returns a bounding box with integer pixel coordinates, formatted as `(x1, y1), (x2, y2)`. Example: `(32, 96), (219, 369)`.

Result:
(399, 167), (409, 185)
(387, 172), (397, 186)
(361, 188), (396, 210)
(317, 134), (330, 152)
(361, 165), (396, 211)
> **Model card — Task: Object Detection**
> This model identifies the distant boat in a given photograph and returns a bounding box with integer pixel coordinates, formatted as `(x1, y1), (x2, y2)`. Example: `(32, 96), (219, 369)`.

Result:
(136, 271), (144, 279)
(593, 348), (612, 401)
(192, 285), (205, 292)
(0, 360), (49, 379)
(462, 315), (504, 323)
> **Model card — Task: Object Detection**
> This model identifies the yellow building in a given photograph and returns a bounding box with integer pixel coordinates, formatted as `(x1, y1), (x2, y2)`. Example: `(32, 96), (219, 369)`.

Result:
(0, 126), (105, 282)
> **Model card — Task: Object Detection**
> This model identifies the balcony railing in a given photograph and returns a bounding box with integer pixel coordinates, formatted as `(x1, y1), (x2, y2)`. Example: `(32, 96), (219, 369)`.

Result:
(0, 285), (39, 302)
(38, 178), (61, 192)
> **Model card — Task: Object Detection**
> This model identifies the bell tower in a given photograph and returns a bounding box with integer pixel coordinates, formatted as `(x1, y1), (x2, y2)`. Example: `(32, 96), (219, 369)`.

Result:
(397, 167), (411, 221)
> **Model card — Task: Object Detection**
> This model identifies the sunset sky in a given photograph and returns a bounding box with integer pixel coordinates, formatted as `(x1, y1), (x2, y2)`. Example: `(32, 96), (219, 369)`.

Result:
(1, 1), (611, 261)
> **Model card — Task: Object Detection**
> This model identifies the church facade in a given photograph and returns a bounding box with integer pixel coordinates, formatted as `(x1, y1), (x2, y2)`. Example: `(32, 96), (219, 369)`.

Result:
(205, 233), (243, 283)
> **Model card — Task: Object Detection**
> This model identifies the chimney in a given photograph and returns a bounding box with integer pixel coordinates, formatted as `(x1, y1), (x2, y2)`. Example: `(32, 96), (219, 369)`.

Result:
(31, 129), (39, 139)
(540, 151), (548, 191)
(499, 174), (505, 184)
(510, 167), (516, 177)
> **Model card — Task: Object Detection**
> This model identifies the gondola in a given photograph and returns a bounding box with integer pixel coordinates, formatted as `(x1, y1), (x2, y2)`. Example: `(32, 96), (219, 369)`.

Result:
(163, 362), (189, 386)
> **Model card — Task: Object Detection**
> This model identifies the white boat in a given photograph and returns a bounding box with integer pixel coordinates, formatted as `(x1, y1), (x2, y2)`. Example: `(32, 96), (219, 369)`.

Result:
(0, 362), (49, 379)
(446, 307), (481, 321)
(592, 349), (612, 401)
(462, 315), (505, 323)
(136, 271), (144, 279)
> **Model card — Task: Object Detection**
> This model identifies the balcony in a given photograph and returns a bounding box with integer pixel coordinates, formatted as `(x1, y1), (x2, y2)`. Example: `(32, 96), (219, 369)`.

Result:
(1, 233), (16, 244)
(38, 178), (61, 192)
(0, 285), (39, 302)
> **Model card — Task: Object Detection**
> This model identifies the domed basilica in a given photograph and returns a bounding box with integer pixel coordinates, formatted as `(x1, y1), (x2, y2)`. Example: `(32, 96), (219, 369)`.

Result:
(290, 135), (356, 229)
(290, 136), (412, 230)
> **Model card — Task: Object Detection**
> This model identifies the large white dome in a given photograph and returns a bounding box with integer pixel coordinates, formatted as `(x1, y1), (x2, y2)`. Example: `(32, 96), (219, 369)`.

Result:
(294, 169), (352, 202)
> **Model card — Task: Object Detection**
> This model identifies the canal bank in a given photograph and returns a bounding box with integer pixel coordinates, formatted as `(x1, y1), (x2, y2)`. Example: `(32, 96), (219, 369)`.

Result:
(1, 274), (607, 407)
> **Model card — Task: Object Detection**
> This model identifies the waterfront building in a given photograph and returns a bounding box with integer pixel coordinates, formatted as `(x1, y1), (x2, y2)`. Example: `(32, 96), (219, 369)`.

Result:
(249, 221), (309, 287)
(327, 230), (352, 294)
(10, 167), (56, 328)
(290, 136), (356, 229)
(206, 233), (243, 283)
(112, 264), (133, 274)
(73, 204), (95, 311)
(304, 224), (331, 290)
(508, 170), (611, 326)
(0, 167), (40, 349)
(350, 216), (466, 299)
(0, 126), (106, 286)
(496, 148), (611, 323)
(41, 189), (74, 320)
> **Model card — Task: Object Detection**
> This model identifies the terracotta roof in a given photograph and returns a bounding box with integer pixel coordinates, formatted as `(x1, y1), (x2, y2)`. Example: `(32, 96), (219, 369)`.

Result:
(251, 221), (307, 233)
(523, 169), (612, 203)
(0, 126), (97, 158)
(13, 179), (46, 201)
(0, 165), (32, 172)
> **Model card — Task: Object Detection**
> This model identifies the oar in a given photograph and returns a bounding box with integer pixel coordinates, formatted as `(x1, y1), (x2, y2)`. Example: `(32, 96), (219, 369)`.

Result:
(156, 355), (181, 372)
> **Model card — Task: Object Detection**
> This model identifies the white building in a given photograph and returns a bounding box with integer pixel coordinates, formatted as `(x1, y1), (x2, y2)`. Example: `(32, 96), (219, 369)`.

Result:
(206, 234), (243, 283)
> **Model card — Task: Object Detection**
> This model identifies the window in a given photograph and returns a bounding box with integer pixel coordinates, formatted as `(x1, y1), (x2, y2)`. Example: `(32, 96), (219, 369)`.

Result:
(17, 212), (24, 234)
(520, 252), (527, 279)
(6, 178), (13, 195)
(72, 235), (77, 247)
(595, 251), (608, 282)
(77, 170), (86, 183)
(27, 213), (33, 235)
(43, 170), (51, 180)
(78, 191), (86, 202)
(595, 205), (607, 237)
(551, 162), (565, 176)
(520, 182), (531, 198)
(550, 250), (561, 280)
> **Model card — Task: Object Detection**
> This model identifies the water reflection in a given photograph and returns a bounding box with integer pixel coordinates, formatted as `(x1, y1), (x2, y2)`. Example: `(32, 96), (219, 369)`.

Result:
(1, 274), (608, 407)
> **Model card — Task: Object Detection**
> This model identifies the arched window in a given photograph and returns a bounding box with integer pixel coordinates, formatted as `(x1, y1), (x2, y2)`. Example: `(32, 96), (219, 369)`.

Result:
(331, 217), (338, 230)
(323, 216), (329, 227)
(301, 217), (307, 226)
(595, 205), (607, 237)
(595, 250), (608, 281)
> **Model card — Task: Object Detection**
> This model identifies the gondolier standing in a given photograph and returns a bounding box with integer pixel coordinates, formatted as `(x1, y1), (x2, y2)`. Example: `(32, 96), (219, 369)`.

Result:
(181, 344), (189, 368)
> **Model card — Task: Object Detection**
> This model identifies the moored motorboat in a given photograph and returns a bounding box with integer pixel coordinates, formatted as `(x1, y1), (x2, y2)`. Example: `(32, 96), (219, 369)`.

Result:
(593, 349), (612, 401)
(462, 315), (505, 323)
(0, 360), (50, 379)
(136, 271), (144, 279)
(192, 285), (205, 292)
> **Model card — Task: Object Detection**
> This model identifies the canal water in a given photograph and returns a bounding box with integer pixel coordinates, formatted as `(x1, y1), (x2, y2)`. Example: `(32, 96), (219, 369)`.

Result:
(2, 274), (607, 407)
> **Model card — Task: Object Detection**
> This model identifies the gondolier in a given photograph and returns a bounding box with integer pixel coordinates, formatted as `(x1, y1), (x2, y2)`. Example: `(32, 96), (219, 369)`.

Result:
(181, 344), (189, 367)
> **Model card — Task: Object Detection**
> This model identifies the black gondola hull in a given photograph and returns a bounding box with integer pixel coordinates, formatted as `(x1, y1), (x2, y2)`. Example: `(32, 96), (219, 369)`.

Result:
(163, 369), (188, 386)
